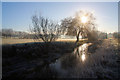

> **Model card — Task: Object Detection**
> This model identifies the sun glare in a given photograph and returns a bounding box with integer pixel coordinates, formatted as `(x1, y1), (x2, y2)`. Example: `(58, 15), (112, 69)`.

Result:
(81, 54), (86, 61)
(81, 16), (88, 23)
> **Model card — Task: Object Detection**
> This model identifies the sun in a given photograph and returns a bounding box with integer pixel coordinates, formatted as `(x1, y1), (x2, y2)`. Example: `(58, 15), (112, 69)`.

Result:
(81, 16), (88, 23)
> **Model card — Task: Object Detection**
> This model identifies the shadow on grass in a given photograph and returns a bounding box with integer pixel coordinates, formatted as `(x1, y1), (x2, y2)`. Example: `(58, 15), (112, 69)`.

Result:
(2, 40), (87, 79)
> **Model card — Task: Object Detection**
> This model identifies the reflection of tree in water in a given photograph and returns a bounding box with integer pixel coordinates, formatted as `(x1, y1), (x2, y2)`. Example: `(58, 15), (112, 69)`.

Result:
(76, 45), (87, 62)
(61, 45), (88, 70)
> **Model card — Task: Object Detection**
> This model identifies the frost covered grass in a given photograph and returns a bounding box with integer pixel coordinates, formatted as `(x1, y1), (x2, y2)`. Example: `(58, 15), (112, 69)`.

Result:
(2, 38), (83, 45)
(2, 39), (119, 79)
(2, 40), (87, 79)
(50, 39), (119, 79)
(74, 41), (118, 78)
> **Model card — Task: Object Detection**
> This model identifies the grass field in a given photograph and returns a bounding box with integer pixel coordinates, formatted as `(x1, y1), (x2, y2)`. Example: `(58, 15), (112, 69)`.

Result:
(2, 39), (119, 78)
(2, 38), (39, 45)
(2, 38), (79, 45)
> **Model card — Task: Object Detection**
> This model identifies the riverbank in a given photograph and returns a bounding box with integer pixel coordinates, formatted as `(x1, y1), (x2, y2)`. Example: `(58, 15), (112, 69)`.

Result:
(2, 39), (119, 79)
(48, 39), (119, 79)
(2, 40), (87, 79)
(2, 38), (85, 45)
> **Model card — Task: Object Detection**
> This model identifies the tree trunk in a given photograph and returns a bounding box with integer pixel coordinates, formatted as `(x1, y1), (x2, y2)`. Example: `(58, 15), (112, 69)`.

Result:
(76, 35), (79, 43)
(75, 31), (81, 43)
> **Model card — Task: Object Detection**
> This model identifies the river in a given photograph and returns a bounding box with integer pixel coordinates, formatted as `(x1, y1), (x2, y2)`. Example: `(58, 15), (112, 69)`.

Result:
(48, 43), (93, 78)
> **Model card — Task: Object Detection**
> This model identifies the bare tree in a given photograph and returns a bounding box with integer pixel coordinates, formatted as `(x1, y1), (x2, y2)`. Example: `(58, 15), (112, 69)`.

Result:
(30, 14), (61, 43)
(61, 17), (81, 43)
(61, 10), (98, 43)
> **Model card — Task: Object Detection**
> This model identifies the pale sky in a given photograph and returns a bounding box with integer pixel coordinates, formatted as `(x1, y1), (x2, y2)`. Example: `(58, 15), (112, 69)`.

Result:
(2, 2), (118, 33)
(1, 0), (120, 2)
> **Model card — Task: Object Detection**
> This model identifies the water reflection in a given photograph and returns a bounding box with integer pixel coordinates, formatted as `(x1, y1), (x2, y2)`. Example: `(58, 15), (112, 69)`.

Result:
(73, 43), (90, 62)
(49, 43), (92, 77)
(81, 53), (85, 61)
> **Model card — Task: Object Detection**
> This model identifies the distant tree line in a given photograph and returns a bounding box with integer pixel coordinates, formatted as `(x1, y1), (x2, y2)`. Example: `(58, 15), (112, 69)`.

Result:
(1, 29), (35, 39)
(113, 32), (120, 39)
(97, 31), (107, 39)
(1, 28), (109, 40)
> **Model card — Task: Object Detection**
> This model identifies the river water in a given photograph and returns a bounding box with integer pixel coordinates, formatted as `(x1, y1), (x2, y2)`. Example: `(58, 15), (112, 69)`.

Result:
(49, 43), (93, 78)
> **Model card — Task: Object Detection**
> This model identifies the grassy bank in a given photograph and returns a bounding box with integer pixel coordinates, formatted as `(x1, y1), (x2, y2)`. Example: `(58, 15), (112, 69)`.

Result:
(2, 39), (119, 79)
(2, 40), (87, 78)
(2, 38), (84, 45)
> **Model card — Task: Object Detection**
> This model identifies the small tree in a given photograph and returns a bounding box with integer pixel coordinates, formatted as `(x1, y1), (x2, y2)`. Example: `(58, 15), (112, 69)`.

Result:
(61, 10), (98, 43)
(30, 14), (61, 43)
(61, 16), (84, 43)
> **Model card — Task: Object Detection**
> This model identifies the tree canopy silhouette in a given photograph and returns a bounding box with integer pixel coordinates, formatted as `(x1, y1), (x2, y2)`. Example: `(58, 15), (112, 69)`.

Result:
(61, 10), (98, 42)
(30, 14), (62, 43)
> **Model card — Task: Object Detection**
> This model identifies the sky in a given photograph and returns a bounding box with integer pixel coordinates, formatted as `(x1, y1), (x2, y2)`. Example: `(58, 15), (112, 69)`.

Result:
(2, 2), (118, 33)
(1, 0), (120, 2)
(118, 2), (120, 32)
